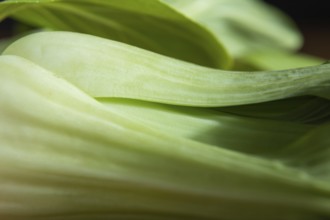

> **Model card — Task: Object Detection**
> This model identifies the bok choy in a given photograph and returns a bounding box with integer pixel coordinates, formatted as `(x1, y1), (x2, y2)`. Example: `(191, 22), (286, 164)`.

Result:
(0, 0), (330, 220)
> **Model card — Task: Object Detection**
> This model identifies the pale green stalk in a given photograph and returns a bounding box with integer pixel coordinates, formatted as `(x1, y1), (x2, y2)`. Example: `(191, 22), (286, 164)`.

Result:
(99, 98), (314, 156)
(238, 49), (324, 70)
(0, 1), (330, 219)
(218, 96), (330, 124)
(163, 0), (302, 56)
(0, 0), (230, 68)
(163, 0), (310, 70)
(1, 55), (330, 219)
(4, 31), (330, 107)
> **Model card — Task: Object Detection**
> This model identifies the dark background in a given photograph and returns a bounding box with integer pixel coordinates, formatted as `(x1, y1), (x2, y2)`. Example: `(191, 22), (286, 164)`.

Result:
(264, 0), (330, 59)
(0, 0), (329, 58)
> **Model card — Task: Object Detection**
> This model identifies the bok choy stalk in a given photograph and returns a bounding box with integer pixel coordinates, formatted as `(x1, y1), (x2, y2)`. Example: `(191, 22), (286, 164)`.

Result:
(0, 0), (230, 69)
(163, 0), (324, 70)
(218, 96), (330, 124)
(1, 31), (330, 219)
(163, 0), (302, 56)
(3, 31), (330, 106)
(1, 0), (322, 70)
(99, 98), (315, 156)
(1, 0), (330, 219)
(1, 54), (330, 220)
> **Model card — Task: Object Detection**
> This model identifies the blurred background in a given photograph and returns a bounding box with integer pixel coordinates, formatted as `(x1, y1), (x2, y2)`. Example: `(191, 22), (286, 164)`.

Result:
(0, 0), (329, 59)
(265, 0), (330, 59)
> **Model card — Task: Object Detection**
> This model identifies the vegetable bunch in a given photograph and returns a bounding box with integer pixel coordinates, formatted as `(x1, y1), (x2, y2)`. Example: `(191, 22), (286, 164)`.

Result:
(0, 0), (330, 219)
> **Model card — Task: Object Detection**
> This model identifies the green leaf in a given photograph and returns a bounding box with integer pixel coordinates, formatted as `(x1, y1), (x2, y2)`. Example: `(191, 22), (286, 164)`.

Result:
(0, 0), (231, 68)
